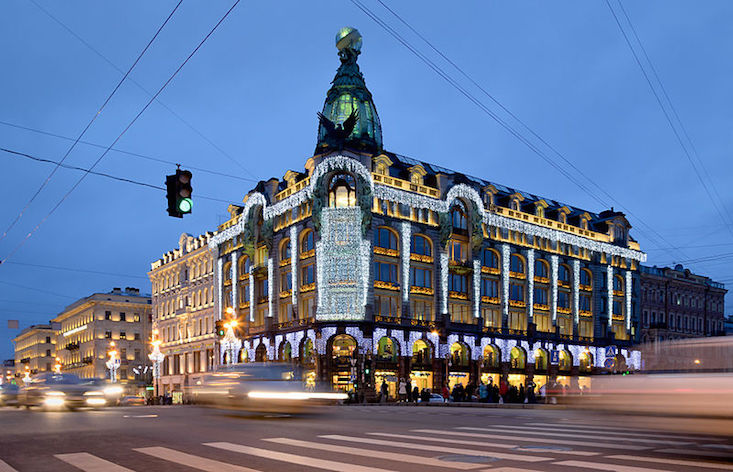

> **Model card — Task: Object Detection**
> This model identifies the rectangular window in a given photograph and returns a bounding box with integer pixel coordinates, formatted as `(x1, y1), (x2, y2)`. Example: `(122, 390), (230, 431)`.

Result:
(120, 331), (126, 340)
(509, 283), (524, 302)
(120, 312), (126, 322)
(134, 349), (141, 361)
(134, 332), (140, 341)
(301, 264), (315, 285)
(449, 302), (471, 323)
(579, 319), (593, 339)
(449, 273), (468, 293)
(533, 287), (548, 305)
(509, 311), (526, 331)
(374, 262), (398, 284)
(558, 315), (572, 336)
(481, 278), (499, 298)
(281, 272), (292, 291)
(580, 294), (592, 312)
(535, 313), (552, 332)
(257, 279), (268, 300)
(482, 307), (500, 328)
(134, 313), (140, 322)
(613, 300), (623, 316)
(411, 299), (433, 321)
(105, 311), (111, 320)
(449, 240), (467, 263)
(300, 297), (316, 319)
(558, 291), (570, 309)
(375, 295), (399, 316)
(105, 331), (112, 339)
(120, 348), (127, 360)
(409, 267), (432, 288)
(279, 301), (293, 323)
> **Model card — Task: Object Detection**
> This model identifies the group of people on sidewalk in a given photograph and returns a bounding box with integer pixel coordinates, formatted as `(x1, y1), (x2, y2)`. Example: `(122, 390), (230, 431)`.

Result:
(379, 378), (432, 403)
(441, 379), (540, 404)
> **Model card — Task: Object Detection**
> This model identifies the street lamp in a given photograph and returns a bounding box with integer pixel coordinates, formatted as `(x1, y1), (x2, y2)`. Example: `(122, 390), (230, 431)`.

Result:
(53, 357), (62, 374)
(106, 341), (121, 383)
(222, 318), (241, 365)
(149, 329), (164, 399)
(22, 365), (30, 384)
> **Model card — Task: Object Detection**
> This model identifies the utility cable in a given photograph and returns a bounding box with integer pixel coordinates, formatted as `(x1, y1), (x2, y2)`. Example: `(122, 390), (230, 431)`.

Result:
(0, 119), (257, 183)
(2, 261), (147, 280)
(0, 0), (183, 244)
(27, 0), (259, 181)
(0, 0), (241, 266)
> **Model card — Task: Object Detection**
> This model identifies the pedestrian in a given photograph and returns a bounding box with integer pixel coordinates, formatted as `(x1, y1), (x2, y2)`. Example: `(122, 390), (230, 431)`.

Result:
(465, 382), (475, 402)
(527, 380), (536, 404)
(406, 378), (413, 403)
(499, 379), (508, 404)
(398, 378), (407, 402)
(478, 382), (488, 403)
(380, 380), (388, 403)
(539, 382), (547, 403)
(412, 386), (419, 403)
(441, 383), (450, 402)
(519, 384), (526, 404)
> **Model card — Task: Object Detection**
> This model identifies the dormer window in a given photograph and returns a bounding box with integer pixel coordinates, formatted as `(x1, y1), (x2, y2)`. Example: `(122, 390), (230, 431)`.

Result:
(511, 200), (520, 211)
(483, 184), (497, 208)
(372, 154), (393, 177)
(329, 174), (356, 208)
(407, 164), (427, 187)
(451, 202), (468, 231)
(580, 218), (588, 230)
(559, 213), (566, 224)
(376, 163), (388, 175)
(534, 200), (548, 218)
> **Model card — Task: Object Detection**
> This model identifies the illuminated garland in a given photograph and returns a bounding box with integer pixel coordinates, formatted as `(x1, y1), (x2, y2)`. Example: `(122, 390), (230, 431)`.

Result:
(443, 334), (459, 358)
(472, 259), (481, 318)
(501, 244), (510, 317)
(524, 340), (535, 364)
(267, 257), (274, 317)
(628, 349), (641, 370)
(231, 251), (238, 314)
(606, 265), (613, 326)
(209, 192), (267, 249)
(526, 249), (535, 321)
(625, 270), (632, 330)
(287, 330), (304, 358)
(217, 258), (223, 320)
(317, 326), (338, 354)
(401, 222), (411, 302)
(249, 268), (255, 322)
(426, 330), (439, 354)
(290, 226), (298, 305)
(372, 328), (387, 355)
(440, 251), (449, 315)
(305, 329), (317, 354)
(345, 326), (371, 353)
(407, 331), (423, 357)
(572, 260), (580, 324)
(550, 255), (558, 322)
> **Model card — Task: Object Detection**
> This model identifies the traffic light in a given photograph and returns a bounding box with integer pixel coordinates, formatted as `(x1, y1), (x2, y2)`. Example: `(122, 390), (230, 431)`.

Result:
(166, 168), (193, 218)
(364, 358), (371, 376)
(215, 320), (225, 339)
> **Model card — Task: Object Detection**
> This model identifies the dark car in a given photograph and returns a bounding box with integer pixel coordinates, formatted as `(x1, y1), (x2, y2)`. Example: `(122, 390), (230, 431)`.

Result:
(18, 373), (106, 410)
(0, 383), (20, 407)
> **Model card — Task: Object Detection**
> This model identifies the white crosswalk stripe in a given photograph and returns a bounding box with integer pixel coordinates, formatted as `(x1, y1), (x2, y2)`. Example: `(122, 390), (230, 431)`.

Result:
(526, 422), (725, 441)
(607, 455), (733, 471)
(320, 434), (552, 463)
(0, 460), (17, 472)
(205, 441), (394, 472)
(54, 453), (135, 472)
(368, 432), (599, 456)
(458, 426), (692, 445)
(412, 428), (650, 451)
(552, 459), (676, 471)
(263, 437), (485, 469)
(134, 447), (260, 472)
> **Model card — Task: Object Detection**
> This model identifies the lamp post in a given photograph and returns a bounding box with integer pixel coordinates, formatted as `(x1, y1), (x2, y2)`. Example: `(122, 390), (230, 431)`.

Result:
(149, 329), (164, 399)
(53, 357), (62, 374)
(106, 341), (121, 383)
(222, 319), (240, 365)
(22, 365), (31, 384)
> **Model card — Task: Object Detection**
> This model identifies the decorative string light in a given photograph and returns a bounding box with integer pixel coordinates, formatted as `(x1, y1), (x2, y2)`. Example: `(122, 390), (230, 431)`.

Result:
(573, 260), (580, 324)
(550, 255), (558, 322)
(526, 249), (535, 321)
(209, 192), (267, 249)
(267, 257), (274, 317)
(317, 326), (337, 354)
(625, 269), (632, 330)
(440, 251), (449, 315)
(290, 226), (298, 305)
(501, 244), (510, 317)
(217, 258), (223, 320)
(345, 326), (371, 353)
(606, 265), (613, 326)
(472, 259), (481, 318)
(231, 250), (238, 313)
(401, 222), (411, 302)
(372, 327), (387, 355)
(249, 268), (255, 322)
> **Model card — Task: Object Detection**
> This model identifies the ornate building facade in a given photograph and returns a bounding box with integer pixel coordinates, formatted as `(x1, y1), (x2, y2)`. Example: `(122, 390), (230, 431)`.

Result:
(208, 28), (646, 395)
(639, 264), (726, 343)
(13, 324), (56, 377)
(149, 233), (217, 397)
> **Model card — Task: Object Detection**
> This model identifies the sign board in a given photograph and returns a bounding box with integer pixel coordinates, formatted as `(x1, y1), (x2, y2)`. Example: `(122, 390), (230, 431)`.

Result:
(604, 358), (615, 369)
(550, 350), (559, 364)
(7, 320), (18, 330)
(145, 386), (154, 391)
(605, 346), (617, 358)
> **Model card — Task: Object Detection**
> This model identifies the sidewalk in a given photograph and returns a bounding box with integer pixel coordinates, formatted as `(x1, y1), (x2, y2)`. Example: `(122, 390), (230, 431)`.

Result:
(345, 401), (568, 409)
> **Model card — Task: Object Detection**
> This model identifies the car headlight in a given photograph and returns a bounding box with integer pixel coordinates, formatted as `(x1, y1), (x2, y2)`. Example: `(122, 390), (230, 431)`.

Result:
(46, 391), (66, 397)
(84, 391), (103, 396)
(103, 386), (123, 395)
(86, 397), (106, 406)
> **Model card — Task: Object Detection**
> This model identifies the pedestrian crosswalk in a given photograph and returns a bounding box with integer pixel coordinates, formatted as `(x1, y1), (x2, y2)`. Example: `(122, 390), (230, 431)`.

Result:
(1, 421), (731, 471)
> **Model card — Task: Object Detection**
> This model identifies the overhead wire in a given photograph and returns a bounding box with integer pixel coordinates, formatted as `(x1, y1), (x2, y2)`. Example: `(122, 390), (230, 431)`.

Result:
(2, 261), (147, 280)
(358, 0), (687, 263)
(0, 0), (184, 244)
(605, 0), (733, 239)
(27, 0), (259, 182)
(0, 0), (242, 266)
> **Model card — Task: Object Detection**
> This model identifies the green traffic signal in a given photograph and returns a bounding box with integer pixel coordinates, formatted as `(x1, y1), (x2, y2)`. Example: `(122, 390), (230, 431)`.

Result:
(178, 198), (192, 213)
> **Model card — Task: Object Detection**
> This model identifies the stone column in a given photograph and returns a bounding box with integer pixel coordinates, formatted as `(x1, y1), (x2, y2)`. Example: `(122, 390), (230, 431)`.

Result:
(572, 259), (580, 328)
(501, 243), (510, 326)
(216, 257), (223, 320)
(401, 222), (411, 316)
(550, 255), (558, 323)
(625, 269), (632, 331)
(526, 249), (535, 323)
(606, 264), (614, 328)
(230, 250), (238, 314)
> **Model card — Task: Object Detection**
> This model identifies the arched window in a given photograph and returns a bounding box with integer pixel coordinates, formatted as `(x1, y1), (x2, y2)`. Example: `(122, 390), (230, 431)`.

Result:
(332, 334), (357, 361)
(613, 275), (624, 293)
(374, 227), (398, 251)
(280, 342), (292, 362)
(451, 202), (468, 231)
(510, 346), (526, 369)
(377, 337), (399, 362)
(579, 351), (593, 373)
(301, 230), (315, 253)
(411, 340), (431, 364)
(482, 344), (500, 369)
(510, 254), (525, 275)
(450, 342), (469, 367)
(534, 348), (548, 371)
(558, 264), (571, 286)
(534, 259), (548, 279)
(559, 350), (572, 371)
(411, 234), (432, 257)
(301, 338), (315, 365)
(255, 344), (267, 362)
(580, 269), (592, 289)
(238, 256), (251, 277)
(482, 249), (499, 269)
(280, 239), (291, 261)
(329, 174), (356, 207)
(223, 262), (232, 282)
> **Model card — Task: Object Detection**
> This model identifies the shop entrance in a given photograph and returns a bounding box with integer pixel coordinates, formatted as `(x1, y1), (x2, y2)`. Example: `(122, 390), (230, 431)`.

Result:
(448, 372), (469, 390)
(374, 370), (398, 399)
(409, 370), (433, 391)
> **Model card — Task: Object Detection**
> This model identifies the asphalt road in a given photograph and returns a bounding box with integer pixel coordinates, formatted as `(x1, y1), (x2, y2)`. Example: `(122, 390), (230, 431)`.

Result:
(0, 404), (731, 471)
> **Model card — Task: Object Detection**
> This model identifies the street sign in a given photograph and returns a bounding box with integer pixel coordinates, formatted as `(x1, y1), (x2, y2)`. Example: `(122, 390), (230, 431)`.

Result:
(550, 350), (559, 364)
(605, 346), (617, 358)
(604, 358), (615, 369)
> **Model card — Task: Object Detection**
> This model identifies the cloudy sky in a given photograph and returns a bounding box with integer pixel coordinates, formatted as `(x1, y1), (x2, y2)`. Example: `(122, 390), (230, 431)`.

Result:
(1, 0), (731, 360)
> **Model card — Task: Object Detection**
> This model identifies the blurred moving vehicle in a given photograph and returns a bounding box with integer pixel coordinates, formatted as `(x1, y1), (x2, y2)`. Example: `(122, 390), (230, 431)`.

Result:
(0, 383), (20, 407)
(119, 395), (145, 406)
(419, 393), (445, 403)
(190, 363), (347, 413)
(571, 337), (733, 419)
(83, 379), (124, 406)
(18, 373), (107, 410)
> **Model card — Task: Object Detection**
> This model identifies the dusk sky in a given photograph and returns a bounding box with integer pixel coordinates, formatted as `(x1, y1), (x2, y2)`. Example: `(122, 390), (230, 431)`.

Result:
(1, 0), (732, 360)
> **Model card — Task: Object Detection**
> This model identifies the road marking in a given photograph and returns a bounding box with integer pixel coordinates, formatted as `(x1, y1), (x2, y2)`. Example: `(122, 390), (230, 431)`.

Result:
(412, 429), (649, 451)
(134, 447), (259, 472)
(607, 455), (733, 470)
(320, 434), (551, 463)
(264, 437), (485, 469)
(368, 432), (598, 456)
(205, 442), (393, 472)
(526, 422), (723, 441)
(122, 415), (157, 418)
(654, 449), (733, 459)
(54, 453), (134, 472)
(552, 460), (674, 471)
(459, 426), (691, 446)
(0, 460), (18, 472)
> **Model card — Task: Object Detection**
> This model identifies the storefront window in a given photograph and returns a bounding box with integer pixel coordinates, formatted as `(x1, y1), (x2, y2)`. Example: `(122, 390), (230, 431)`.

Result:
(510, 346), (526, 369)
(534, 348), (548, 371)
(482, 344), (500, 369)
(332, 335), (356, 362)
(376, 337), (399, 362)
(411, 340), (431, 365)
(559, 350), (572, 371)
(450, 343), (469, 367)
(280, 342), (292, 362)
(579, 351), (593, 373)
(301, 338), (315, 365)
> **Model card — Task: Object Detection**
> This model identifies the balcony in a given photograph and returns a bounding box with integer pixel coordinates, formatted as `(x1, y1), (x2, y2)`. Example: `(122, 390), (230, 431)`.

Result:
(374, 281), (399, 291)
(64, 342), (80, 351)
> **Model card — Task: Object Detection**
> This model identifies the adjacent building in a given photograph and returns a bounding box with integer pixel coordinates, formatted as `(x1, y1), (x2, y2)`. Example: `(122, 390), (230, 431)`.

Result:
(639, 264), (726, 343)
(206, 28), (646, 396)
(52, 287), (152, 386)
(13, 324), (57, 376)
(148, 233), (217, 398)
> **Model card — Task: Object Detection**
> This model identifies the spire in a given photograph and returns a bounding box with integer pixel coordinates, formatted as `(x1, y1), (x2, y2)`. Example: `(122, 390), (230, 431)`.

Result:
(316, 27), (383, 155)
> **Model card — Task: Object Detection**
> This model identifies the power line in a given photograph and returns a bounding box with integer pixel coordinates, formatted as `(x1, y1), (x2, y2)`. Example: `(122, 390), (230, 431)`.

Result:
(0, 147), (239, 206)
(2, 261), (147, 280)
(27, 0), (259, 182)
(0, 119), (258, 183)
(0, 0), (241, 266)
(0, 0), (183, 244)
(605, 0), (733, 240)
(0, 280), (76, 299)
(356, 0), (686, 262)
